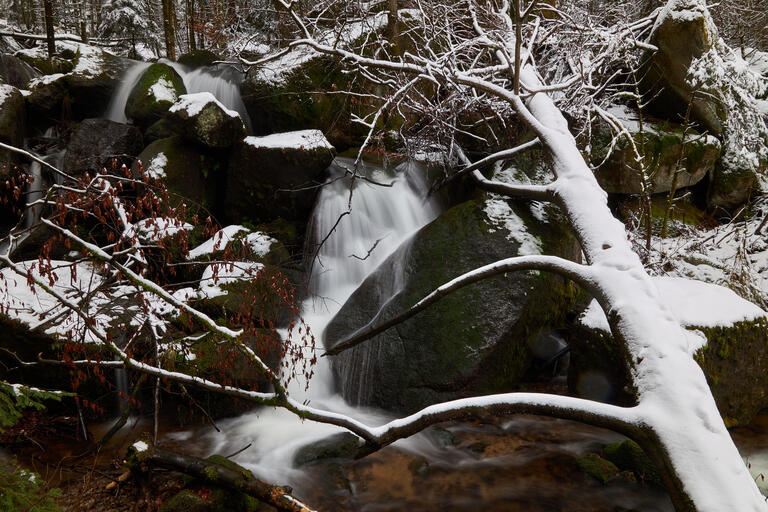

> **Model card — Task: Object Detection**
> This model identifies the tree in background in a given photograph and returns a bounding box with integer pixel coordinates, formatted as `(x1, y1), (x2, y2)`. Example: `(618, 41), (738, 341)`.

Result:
(99, 0), (159, 57)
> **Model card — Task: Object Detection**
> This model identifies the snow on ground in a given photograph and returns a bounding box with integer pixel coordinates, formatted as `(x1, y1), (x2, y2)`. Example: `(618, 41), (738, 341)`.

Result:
(169, 92), (240, 118)
(244, 130), (333, 151)
(198, 262), (264, 299)
(123, 217), (193, 243)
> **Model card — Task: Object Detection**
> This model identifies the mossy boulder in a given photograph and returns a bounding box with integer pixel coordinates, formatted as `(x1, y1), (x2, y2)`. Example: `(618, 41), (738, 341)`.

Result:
(62, 118), (143, 174)
(707, 152), (766, 211)
(145, 117), (179, 144)
(224, 130), (335, 227)
(572, 278), (768, 426)
(241, 53), (368, 150)
(325, 197), (581, 413)
(603, 439), (663, 487)
(15, 51), (73, 75)
(577, 453), (620, 484)
(589, 106), (721, 194)
(160, 490), (211, 512)
(166, 92), (246, 149)
(641, 0), (726, 135)
(0, 84), (26, 168)
(125, 62), (186, 126)
(132, 136), (223, 209)
(177, 50), (220, 69)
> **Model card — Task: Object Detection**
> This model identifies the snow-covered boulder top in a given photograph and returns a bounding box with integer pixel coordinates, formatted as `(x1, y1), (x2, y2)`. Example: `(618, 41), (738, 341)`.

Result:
(580, 276), (768, 333)
(169, 92), (239, 119)
(187, 225), (276, 260)
(167, 92), (246, 149)
(244, 130), (334, 151)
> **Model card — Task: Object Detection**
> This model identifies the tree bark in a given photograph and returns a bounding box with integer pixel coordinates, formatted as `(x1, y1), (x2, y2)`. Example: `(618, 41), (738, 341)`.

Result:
(43, 0), (55, 58)
(127, 444), (315, 512)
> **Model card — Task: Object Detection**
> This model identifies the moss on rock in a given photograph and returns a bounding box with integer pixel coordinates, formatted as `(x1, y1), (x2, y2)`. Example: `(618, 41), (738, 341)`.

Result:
(125, 63), (186, 126)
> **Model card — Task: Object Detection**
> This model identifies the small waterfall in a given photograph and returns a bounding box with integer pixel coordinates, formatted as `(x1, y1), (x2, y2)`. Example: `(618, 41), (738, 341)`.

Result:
(24, 150), (64, 229)
(187, 157), (440, 484)
(104, 61), (151, 123)
(105, 60), (251, 131)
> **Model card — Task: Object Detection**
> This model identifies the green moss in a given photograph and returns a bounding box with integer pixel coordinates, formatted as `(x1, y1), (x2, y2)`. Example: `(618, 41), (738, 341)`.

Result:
(160, 490), (211, 512)
(125, 63), (186, 125)
(603, 439), (663, 487)
(577, 453), (619, 484)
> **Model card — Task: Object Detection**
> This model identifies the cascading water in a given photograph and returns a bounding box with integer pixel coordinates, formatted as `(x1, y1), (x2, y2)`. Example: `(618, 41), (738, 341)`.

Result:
(182, 157), (440, 485)
(105, 60), (251, 131)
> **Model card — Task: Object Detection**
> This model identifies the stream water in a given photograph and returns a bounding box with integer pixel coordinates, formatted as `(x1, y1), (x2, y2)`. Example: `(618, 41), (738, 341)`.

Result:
(17, 60), (768, 510)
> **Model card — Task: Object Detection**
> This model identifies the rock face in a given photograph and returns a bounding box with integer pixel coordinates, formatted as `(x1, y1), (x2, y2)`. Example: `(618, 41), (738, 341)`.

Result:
(0, 54), (40, 88)
(177, 49), (220, 68)
(708, 148), (767, 210)
(325, 198), (581, 413)
(133, 136), (221, 207)
(241, 53), (366, 150)
(21, 42), (131, 124)
(0, 84), (26, 168)
(62, 118), (143, 174)
(225, 130), (335, 225)
(125, 62), (186, 126)
(166, 92), (247, 148)
(590, 106), (721, 194)
(642, 0), (725, 135)
(571, 278), (768, 426)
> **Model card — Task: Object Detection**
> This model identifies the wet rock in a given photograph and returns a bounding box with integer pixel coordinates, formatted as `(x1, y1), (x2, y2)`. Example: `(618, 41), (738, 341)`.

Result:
(224, 130), (335, 226)
(577, 453), (620, 484)
(590, 106), (721, 194)
(166, 92), (246, 149)
(62, 118), (143, 174)
(294, 433), (362, 466)
(603, 439), (663, 487)
(326, 197), (581, 413)
(125, 62), (186, 126)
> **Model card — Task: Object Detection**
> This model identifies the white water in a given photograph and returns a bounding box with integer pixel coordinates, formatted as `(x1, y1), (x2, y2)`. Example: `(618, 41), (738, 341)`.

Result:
(180, 157), (441, 484)
(104, 60), (251, 131)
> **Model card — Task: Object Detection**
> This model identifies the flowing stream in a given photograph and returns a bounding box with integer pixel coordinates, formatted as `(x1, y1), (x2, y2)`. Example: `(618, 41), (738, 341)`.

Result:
(169, 157), (441, 485)
(104, 59), (251, 131)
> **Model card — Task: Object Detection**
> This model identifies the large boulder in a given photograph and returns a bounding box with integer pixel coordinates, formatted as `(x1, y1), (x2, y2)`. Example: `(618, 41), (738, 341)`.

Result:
(590, 106), (721, 194)
(0, 84), (26, 168)
(132, 136), (221, 208)
(642, 0), (725, 135)
(125, 62), (186, 126)
(166, 92), (247, 148)
(707, 145), (767, 210)
(325, 197), (581, 413)
(62, 118), (143, 174)
(176, 49), (220, 69)
(571, 277), (768, 427)
(0, 54), (40, 88)
(224, 130), (335, 226)
(241, 52), (367, 150)
(20, 42), (131, 124)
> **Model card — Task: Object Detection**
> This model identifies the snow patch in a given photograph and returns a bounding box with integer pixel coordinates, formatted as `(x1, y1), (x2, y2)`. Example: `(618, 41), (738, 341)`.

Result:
(132, 440), (148, 452)
(187, 225), (250, 260)
(146, 152), (167, 179)
(169, 91), (240, 118)
(484, 199), (542, 255)
(244, 130), (334, 151)
(149, 77), (178, 103)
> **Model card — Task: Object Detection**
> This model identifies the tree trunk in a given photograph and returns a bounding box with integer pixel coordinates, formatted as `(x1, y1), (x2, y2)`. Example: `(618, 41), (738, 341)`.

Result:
(186, 0), (196, 51)
(161, 0), (176, 59)
(43, 0), (55, 58)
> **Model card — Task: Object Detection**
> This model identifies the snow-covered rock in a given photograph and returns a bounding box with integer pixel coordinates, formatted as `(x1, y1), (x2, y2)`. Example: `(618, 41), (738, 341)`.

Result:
(166, 92), (246, 148)
(225, 130), (335, 229)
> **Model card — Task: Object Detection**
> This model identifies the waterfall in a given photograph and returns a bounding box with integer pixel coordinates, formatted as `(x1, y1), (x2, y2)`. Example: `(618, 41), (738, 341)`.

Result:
(104, 61), (151, 123)
(24, 150), (64, 229)
(104, 60), (251, 131)
(186, 157), (440, 484)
